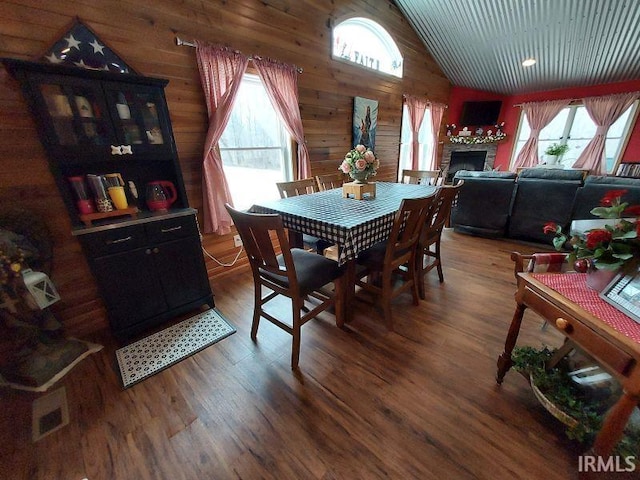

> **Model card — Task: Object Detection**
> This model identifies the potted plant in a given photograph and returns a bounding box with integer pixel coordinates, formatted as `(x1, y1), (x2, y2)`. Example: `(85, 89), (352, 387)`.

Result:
(544, 143), (569, 165)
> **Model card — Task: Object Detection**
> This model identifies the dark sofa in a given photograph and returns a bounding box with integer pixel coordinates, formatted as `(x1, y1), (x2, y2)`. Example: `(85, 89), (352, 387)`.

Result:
(507, 169), (584, 244)
(450, 168), (640, 245)
(450, 171), (517, 238)
(572, 175), (640, 219)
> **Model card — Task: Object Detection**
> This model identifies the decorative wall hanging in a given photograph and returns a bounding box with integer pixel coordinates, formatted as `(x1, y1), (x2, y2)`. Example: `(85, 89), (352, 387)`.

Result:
(40, 18), (136, 74)
(353, 96), (378, 150)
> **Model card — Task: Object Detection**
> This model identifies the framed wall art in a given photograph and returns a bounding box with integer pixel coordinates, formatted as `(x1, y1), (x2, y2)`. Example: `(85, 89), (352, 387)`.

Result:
(352, 96), (378, 150)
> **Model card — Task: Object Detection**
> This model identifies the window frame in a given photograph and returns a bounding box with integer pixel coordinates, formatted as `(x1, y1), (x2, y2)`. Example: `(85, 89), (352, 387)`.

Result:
(509, 100), (639, 173)
(331, 17), (403, 79)
(218, 72), (295, 210)
(397, 103), (434, 178)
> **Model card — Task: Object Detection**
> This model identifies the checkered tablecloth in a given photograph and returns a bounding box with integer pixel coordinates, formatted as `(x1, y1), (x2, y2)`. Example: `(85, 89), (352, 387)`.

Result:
(250, 182), (437, 264)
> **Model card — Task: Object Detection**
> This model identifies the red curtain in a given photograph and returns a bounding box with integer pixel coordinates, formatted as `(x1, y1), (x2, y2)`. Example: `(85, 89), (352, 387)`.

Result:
(512, 99), (571, 170)
(428, 102), (446, 170)
(404, 95), (428, 169)
(572, 92), (639, 174)
(195, 42), (249, 234)
(253, 57), (311, 179)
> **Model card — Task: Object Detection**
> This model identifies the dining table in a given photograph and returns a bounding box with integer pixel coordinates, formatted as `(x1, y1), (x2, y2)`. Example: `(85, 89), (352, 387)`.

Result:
(250, 181), (438, 322)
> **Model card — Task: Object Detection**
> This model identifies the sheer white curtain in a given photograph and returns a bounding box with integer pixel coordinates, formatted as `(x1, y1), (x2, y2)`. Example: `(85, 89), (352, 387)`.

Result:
(195, 41), (249, 234)
(253, 57), (311, 179)
(571, 92), (639, 174)
(404, 95), (428, 169)
(512, 99), (570, 170)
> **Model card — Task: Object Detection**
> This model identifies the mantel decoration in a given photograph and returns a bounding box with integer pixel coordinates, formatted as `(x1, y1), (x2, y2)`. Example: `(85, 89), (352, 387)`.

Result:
(339, 144), (379, 184)
(544, 189), (640, 289)
(447, 121), (506, 144)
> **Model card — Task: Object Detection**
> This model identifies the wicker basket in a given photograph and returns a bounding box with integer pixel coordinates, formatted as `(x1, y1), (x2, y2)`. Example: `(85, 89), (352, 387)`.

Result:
(530, 374), (579, 429)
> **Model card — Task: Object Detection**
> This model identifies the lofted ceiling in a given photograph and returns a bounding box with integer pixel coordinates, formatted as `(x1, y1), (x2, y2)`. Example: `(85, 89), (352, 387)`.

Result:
(394, 0), (640, 95)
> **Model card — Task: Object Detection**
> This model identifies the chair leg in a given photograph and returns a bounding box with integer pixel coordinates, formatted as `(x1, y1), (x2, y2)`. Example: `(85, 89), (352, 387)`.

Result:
(417, 246), (426, 300)
(435, 239), (444, 283)
(410, 263), (420, 306)
(290, 298), (303, 369)
(251, 283), (261, 341)
(381, 270), (394, 331)
(333, 276), (346, 327)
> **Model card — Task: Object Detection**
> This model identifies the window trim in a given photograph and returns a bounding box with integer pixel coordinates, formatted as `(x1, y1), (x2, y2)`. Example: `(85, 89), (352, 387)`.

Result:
(331, 17), (403, 79)
(509, 100), (639, 173)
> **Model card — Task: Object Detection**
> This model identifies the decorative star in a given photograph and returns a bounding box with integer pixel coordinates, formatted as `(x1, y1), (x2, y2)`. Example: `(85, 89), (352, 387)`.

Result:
(111, 145), (123, 155)
(90, 39), (105, 55)
(45, 53), (63, 64)
(65, 34), (81, 50)
(121, 145), (133, 155)
(74, 59), (87, 68)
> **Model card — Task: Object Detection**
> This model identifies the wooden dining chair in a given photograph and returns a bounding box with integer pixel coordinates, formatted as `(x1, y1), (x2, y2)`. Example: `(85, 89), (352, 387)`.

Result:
(416, 182), (462, 299)
(275, 178), (329, 253)
(225, 204), (345, 369)
(401, 169), (441, 186)
(355, 193), (437, 330)
(276, 178), (319, 198)
(315, 172), (347, 191)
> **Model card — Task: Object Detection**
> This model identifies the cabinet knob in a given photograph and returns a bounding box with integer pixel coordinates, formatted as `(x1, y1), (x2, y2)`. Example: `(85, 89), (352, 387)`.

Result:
(111, 145), (123, 155)
(153, 247), (159, 254)
(555, 317), (570, 331)
(145, 249), (152, 255)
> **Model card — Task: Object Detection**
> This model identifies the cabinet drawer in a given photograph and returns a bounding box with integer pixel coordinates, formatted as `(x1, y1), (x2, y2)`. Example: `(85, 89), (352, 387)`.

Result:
(80, 225), (147, 257)
(522, 286), (635, 376)
(145, 215), (198, 243)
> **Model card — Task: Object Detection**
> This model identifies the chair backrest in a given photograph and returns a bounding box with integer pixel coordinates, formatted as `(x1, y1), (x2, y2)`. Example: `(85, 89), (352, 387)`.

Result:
(425, 182), (463, 237)
(316, 172), (346, 191)
(385, 194), (437, 269)
(401, 169), (441, 186)
(225, 204), (299, 291)
(276, 178), (318, 198)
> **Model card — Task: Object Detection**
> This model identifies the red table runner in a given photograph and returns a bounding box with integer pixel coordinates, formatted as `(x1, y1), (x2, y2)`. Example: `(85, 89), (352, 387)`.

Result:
(532, 272), (640, 344)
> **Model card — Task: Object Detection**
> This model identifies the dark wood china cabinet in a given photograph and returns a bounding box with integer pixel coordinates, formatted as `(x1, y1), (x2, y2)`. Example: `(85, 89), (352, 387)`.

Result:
(3, 58), (214, 339)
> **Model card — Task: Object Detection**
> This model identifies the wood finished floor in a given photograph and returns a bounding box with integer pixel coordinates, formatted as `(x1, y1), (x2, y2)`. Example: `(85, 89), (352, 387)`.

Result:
(2, 230), (594, 479)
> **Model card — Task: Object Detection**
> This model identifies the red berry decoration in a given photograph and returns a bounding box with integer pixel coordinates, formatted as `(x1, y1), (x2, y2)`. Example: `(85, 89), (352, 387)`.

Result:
(573, 259), (589, 273)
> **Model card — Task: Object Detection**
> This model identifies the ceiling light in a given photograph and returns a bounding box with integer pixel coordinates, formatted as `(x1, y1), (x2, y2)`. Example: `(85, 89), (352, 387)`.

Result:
(522, 58), (536, 67)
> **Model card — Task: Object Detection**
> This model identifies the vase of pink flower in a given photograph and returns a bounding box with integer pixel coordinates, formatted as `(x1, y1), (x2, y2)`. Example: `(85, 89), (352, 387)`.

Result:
(339, 144), (379, 184)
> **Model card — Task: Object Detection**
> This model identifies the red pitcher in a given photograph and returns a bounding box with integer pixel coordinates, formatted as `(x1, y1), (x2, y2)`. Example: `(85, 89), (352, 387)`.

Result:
(146, 181), (177, 211)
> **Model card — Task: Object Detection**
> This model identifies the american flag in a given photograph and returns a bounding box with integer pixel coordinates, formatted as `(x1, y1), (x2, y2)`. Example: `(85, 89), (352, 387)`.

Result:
(41, 20), (136, 74)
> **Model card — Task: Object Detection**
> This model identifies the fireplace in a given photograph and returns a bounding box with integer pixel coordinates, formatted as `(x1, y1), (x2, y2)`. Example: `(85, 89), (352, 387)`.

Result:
(441, 143), (497, 183)
(446, 150), (487, 182)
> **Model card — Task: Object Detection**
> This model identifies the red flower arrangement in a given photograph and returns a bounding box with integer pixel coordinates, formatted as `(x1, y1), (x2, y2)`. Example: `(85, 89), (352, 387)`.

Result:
(544, 189), (640, 271)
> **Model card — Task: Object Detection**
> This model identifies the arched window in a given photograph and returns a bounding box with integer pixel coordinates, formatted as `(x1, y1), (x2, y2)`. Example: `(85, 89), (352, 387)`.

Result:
(332, 17), (403, 78)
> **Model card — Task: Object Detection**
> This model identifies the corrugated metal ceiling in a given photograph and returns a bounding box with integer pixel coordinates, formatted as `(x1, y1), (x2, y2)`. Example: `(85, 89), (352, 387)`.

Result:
(394, 0), (640, 94)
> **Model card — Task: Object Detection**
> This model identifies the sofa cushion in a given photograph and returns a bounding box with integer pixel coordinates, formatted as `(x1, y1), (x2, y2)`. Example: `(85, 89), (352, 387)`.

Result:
(507, 169), (584, 243)
(572, 175), (640, 219)
(450, 171), (517, 237)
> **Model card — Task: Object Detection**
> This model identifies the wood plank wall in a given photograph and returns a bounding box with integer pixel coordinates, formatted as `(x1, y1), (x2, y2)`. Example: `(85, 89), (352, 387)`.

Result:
(0, 0), (451, 337)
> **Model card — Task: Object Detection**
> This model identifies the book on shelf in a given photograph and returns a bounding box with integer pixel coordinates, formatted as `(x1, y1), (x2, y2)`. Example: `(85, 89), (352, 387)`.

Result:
(616, 162), (640, 178)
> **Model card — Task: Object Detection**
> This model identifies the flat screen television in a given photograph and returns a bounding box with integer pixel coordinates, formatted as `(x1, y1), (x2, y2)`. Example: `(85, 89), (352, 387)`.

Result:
(459, 101), (502, 127)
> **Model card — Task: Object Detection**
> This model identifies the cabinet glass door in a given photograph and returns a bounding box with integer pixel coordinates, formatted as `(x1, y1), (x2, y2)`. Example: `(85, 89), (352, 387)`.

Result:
(103, 83), (172, 159)
(35, 76), (112, 151)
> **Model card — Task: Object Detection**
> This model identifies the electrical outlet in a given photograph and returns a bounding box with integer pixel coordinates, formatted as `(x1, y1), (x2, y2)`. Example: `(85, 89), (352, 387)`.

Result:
(233, 234), (243, 247)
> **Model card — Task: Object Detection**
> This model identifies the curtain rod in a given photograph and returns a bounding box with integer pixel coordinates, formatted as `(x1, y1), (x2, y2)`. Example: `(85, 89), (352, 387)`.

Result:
(175, 36), (303, 73)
